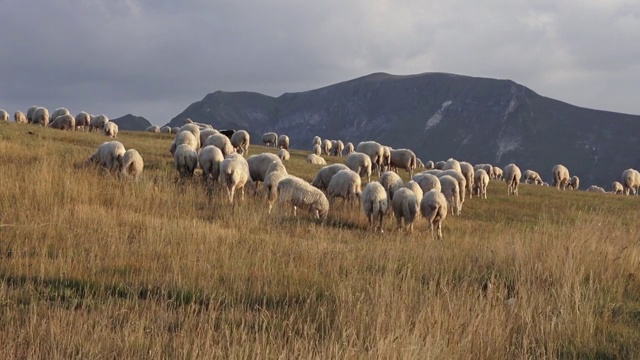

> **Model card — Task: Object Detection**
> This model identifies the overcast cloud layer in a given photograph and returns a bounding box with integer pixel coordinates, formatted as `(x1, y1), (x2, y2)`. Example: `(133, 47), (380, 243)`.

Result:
(1, 0), (639, 125)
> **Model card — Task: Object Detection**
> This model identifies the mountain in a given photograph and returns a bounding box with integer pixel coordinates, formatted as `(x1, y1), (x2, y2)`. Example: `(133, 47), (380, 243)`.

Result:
(164, 72), (640, 187)
(111, 114), (152, 131)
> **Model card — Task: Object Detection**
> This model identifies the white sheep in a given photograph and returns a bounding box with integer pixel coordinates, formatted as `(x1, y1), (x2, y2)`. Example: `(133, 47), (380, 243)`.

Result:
(416, 158), (425, 169)
(103, 122), (118, 138)
(459, 161), (475, 199)
(203, 134), (234, 157)
(389, 149), (417, 177)
(587, 185), (606, 193)
(312, 136), (321, 147)
(183, 118), (194, 124)
(277, 134), (290, 149)
(219, 153), (250, 203)
(552, 164), (570, 190)
(247, 153), (283, 185)
(345, 142), (354, 155)
(473, 169), (490, 199)
(306, 154), (326, 165)
(437, 169), (467, 205)
(199, 128), (219, 146)
(14, 111), (27, 124)
(523, 169), (543, 185)
(119, 149), (144, 180)
(49, 107), (70, 122)
(263, 132), (278, 147)
(425, 160), (435, 170)
(612, 181), (624, 194)
(474, 164), (494, 178)
(146, 125), (160, 133)
(174, 143), (198, 178)
(198, 145), (224, 185)
(568, 176), (580, 190)
(443, 158), (462, 173)
(434, 161), (446, 170)
(493, 166), (503, 180)
(382, 146), (392, 172)
(277, 176), (330, 220)
(330, 140), (345, 157)
(263, 167), (289, 214)
(420, 189), (448, 239)
(89, 114), (109, 132)
(160, 126), (172, 133)
(312, 144), (322, 156)
(356, 141), (385, 176)
(621, 168), (640, 195)
(171, 127), (181, 134)
(179, 124), (202, 149)
(0, 109), (8, 122)
(84, 141), (125, 174)
(412, 173), (442, 194)
(322, 139), (332, 155)
(345, 152), (373, 183)
(311, 163), (350, 190)
(503, 163), (522, 196)
(26, 106), (38, 123)
(379, 171), (404, 202)
(170, 131), (198, 155)
(32, 107), (50, 126)
(48, 114), (75, 130)
(391, 188), (419, 232)
(361, 181), (389, 233)
(327, 169), (362, 205)
(231, 130), (250, 155)
(74, 112), (90, 131)
(278, 148), (290, 161)
(438, 175), (461, 216)
(404, 180), (424, 205)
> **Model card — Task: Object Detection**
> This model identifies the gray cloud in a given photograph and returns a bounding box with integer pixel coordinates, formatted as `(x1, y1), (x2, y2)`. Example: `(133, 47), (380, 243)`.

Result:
(1, 0), (639, 125)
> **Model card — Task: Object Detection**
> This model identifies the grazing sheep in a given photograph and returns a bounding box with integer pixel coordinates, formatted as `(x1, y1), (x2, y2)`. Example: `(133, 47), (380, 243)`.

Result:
(49, 108), (70, 122)
(345, 152), (373, 183)
(263, 132), (278, 147)
(361, 181), (389, 233)
(587, 185), (606, 193)
(327, 169), (362, 204)
(356, 141), (385, 176)
(26, 106), (38, 123)
(199, 128), (219, 146)
(266, 160), (287, 176)
(552, 164), (571, 190)
(437, 169), (468, 205)
(416, 159), (425, 169)
(0, 109), (9, 122)
(459, 161), (475, 199)
(247, 153), (283, 185)
(434, 161), (446, 170)
(381, 146), (392, 172)
(146, 125), (160, 133)
(32, 107), (50, 126)
(345, 142), (354, 155)
(174, 144), (198, 178)
(74, 112), (90, 130)
(473, 169), (490, 199)
(474, 164), (494, 179)
(621, 168), (640, 195)
(568, 176), (580, 190)
(119, 149), (144, 180)
(425, 160), (435, 170)
(179, 124), (202, 149)
(404, 180), (424, 205)
(219, 153), (250, 203)
(203, 134), (234, 157)
(493, 166), (504, 180)
(85, 141), (126, 174)
(523, 169), (543, 185)
(312, 144), (322, 156)
(183, 118), (194, 124)
(311, 163), (350, 190)
(103, 122), (118, 138)
(160, 126), (172, 133)
(391, 188), (419, 232)
(612, 181), (624, 194)
(389, 149), (417, 177)
(322, 139), (332, 155)
(263, 168), (289, 214)
(230, 130), (251, 155)
(438, 175), (461, 216)
(330, 140), (345, 157)
(306, 154), (326, 165)
(170, 130), (198, 155)
(48, 114), (75, 130)
(412, 173), (442, 194)
(198, 145), (224, 185)
(420, 189), (448, 239)
(89, 114), (109, 132)
(277, 176), (330, 220)
(171, 127), (180, 134)
(278, 149), (290, 161)
(312, 136), (321, 147)
(443, 158), (462, 173)
(379, 171), (404, 202)
(13, 111), (27, 124)
(503, 163), (522, 196)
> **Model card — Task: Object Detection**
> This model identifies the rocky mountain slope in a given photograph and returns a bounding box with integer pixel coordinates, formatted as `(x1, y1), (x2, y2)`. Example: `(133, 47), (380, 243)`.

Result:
(111, 114), (152, 131)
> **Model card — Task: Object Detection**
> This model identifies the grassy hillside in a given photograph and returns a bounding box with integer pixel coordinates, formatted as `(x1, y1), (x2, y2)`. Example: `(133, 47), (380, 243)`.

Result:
(0, 122), (639, 358)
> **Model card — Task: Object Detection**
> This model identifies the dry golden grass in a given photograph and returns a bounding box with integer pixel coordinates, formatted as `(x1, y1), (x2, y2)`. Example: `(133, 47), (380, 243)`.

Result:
(0, 122), (639, 359)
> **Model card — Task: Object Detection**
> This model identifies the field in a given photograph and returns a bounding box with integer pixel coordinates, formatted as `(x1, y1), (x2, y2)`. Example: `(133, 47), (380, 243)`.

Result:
(0, 122), (639, 359)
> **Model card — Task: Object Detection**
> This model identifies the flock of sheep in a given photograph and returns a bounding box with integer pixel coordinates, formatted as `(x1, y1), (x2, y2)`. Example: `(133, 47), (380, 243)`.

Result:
(3, 106), (640, 238)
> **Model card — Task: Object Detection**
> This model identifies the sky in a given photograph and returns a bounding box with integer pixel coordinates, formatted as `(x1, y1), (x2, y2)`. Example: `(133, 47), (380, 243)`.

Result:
(1, 0), (639, 125)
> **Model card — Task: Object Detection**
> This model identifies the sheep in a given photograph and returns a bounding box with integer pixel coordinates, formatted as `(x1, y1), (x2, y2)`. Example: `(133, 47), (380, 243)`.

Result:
(170, 131), (198, 155)
(219, 153), (250, 203)
(277, 176), (330, 220)
(552, 164), (571, 190)
(49, 108), (70, 122)
(389, 149), (417, 177)
(438, 175), (461, 216)
(32, 107), (50, 126)
(360, 181), (389, 233)
(171, 127), (181, 134)
(379, 171), (404, 202)
(74, 112), (90, 131)
(425, 160), (435, 170)
(322, 139), (332, 155)
(103, 122), (118, 138)
(420, 189), (448, 239)
(48, 114), (75, 130)
(14, 111), (27, 124)
(330, 140), (345, 157)
(381, 146), (392, 172)
(345, 142), (354, 155)
(263, 132), (278, 147)
(26, 106), (38, 123)
(199, 128), (219, 146)
(89, 114), (109, 132)
(473, 169), (490, 199)
(523, 169), (543, 185)
(568, 176), (580, 190)
(146, 125), (160, 133)
(0, 109), (8, 122)
(434, 161), (446, 170)
(312, 144), (322, 156)
(443, 158), (462, 173)
(356, 141), (385, 176)
(247, 153), (283, 185)
(174, 144), (198, 178)
(179, 124), (202, 149)
(84, 141), (125, 174)
(198, 145), (224, 186)
(203, 134), (234, 157)
(345, 152), (373, 183)
(416, 158), (425, 169)
(230, 130), (250, 155)
(412, 173), (441, 194)
(621, 168), (640, 195)
(327, 169), (362, 204)
(312, 136), (321, 147)
(306, 154), (326, 165)
(437, 169), (467, 205)
(263, 167), (289, 214)
(493, 166), (504, 180)
(278, 149), (290, 161)
(183, 118), (194, 124)
(503, 163), (522, 196)
(119, 149), (144, 180)
(459, 161), (475, 199)
(311, 163), (350, 190)
(474, 164), (494, 179)
(587, 185), (606, 193)
(391, 188), (419, 232)
(404, 180), (424, 205)
(160, 126), (172, 134)
(612, 181), (624, 194)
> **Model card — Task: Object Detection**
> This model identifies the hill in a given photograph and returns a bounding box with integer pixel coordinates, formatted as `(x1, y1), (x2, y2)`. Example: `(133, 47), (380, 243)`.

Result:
(110, 113), (152, 131)
(165, 72), (640, 187)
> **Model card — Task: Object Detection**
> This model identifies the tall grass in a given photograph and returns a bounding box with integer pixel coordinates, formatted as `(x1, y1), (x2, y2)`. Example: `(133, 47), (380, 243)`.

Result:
(0, 122), (639, 358)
